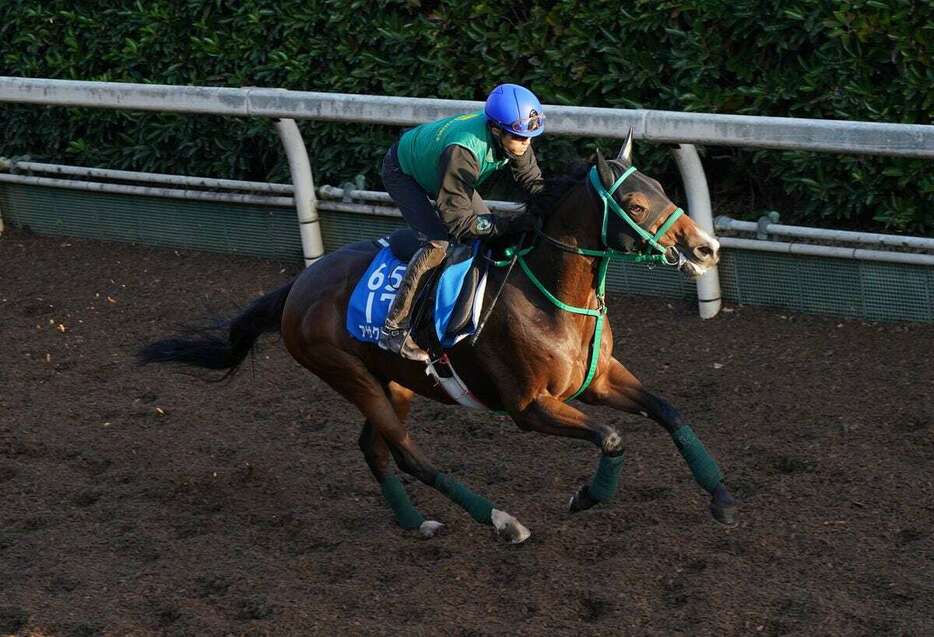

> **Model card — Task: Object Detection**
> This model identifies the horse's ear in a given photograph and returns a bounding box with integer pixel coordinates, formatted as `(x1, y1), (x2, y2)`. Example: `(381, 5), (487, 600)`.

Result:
(616, 128), (634, 165)
(595, 150), (614, 186)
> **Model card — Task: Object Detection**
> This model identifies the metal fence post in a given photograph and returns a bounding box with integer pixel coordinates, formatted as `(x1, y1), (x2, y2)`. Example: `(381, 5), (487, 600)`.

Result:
(274, 118), (323, 266)
(671, 144), (722, 319)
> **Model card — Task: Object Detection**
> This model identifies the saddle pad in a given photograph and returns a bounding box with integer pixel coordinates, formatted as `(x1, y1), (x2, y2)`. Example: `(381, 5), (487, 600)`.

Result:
(346, 240), (486, 348)
(434, 241), (486, 348)
(346, 245), (408, 342)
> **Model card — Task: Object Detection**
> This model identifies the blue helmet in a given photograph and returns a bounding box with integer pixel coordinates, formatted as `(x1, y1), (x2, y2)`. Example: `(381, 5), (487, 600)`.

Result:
(484, 84), (545, 138)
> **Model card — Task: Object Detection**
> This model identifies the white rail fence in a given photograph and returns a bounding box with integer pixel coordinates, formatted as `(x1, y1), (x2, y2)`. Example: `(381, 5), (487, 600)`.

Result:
(2, 76), (932, 319)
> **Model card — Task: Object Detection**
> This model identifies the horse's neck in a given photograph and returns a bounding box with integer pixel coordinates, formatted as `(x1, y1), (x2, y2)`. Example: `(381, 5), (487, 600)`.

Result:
(524, 185), (604, 310)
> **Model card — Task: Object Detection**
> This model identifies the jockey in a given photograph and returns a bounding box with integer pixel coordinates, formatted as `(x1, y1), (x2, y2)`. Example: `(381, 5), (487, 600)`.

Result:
(378, 83), (546, 361)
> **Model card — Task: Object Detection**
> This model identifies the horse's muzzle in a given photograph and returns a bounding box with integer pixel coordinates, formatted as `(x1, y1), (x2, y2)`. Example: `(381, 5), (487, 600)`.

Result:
(664, 246), (681, 266)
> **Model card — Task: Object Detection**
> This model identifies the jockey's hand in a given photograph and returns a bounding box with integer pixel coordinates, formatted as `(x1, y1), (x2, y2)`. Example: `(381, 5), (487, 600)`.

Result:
(508, 212), (539, 235)
(473, 213), (538, 238)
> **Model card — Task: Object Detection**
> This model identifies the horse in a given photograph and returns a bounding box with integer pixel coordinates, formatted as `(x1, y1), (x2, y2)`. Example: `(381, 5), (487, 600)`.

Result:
(140, 130), (737, 543)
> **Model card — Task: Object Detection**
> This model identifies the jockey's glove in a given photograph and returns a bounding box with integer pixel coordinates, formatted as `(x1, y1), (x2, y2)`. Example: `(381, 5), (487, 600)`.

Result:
(473, 213), (538, 238)
(507, 212), (539, 235)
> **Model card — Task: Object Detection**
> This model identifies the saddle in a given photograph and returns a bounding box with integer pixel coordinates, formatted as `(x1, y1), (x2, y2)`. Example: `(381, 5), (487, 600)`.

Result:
(345, 229), (490, 357)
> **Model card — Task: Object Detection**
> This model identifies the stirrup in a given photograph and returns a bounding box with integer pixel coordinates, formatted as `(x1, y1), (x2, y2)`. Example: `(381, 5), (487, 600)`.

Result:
(378, 326), (429, 362)
(377, 326), (405, 351)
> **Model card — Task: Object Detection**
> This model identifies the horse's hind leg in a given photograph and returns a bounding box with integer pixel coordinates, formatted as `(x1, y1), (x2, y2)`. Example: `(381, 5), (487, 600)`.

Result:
(583, 357), (737, 526)
(358, 383), (444, 538)
(324, 353), (529, 542)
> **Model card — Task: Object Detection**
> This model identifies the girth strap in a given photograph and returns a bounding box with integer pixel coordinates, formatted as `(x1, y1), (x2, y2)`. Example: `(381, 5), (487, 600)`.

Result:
(514, 251), (609, 401)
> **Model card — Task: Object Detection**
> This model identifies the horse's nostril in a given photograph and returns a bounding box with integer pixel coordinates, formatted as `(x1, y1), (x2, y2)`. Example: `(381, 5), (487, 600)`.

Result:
(695, 245), (713, 259)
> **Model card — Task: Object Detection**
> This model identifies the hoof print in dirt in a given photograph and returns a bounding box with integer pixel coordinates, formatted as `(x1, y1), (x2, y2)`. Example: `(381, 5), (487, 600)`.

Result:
(115, 536), (160, 563)
(773, 454), (816, 475)
(153, 603), (182, 628)
(46, 575), (81, 594)
(63, 621), (102, 637)
(0, 606), (29, 634)
(0, 465), (16, 483)
(73, 490), (102, 508)
(173, 515), (211, 539)
(195, 574), (231, 598)
(237, 595), (273, 621)
(632, 486), (673, 502)
(894, 528), (926, 547)
(19, 516), (49, 532)
(580, 595), (611, 623)
(662, 578), (688, 609)
(77, 451), (113, 476)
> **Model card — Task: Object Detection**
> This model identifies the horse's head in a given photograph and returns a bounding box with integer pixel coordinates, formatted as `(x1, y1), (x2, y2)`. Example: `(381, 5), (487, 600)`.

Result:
(592, 130), (720, 279)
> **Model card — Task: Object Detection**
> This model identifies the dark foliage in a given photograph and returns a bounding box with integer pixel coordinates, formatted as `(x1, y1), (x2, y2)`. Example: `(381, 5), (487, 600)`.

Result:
(1, 0), (930, 232)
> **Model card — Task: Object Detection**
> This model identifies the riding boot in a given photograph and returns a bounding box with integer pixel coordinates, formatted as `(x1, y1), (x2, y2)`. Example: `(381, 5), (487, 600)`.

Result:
(379, 239), (449, 361)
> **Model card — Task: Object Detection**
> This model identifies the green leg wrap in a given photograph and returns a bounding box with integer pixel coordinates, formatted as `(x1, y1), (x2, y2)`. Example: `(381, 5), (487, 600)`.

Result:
(434, 473), (495, 525)
(589, 453), (625, 502)
(380, 475), (426, 530)
(672, 425), (723, 493)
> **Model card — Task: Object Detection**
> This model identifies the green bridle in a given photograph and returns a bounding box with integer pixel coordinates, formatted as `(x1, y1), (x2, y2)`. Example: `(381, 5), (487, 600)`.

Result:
(589, 165), (684, 260)
(493, 163), (685, 401)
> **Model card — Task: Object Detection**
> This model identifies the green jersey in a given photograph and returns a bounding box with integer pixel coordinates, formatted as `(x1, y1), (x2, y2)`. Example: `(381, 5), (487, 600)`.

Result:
(395, 112), (509, 195)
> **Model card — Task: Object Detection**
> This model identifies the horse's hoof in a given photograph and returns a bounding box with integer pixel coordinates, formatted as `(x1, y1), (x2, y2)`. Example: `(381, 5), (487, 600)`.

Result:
(568, 484), (598, 514)
(419, 520), (445, 539)
(710, 484), (738, 527)
(491, 508), (531, 544)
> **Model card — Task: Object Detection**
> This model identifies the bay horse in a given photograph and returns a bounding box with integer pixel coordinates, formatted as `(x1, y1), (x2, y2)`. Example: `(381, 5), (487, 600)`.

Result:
(140, 131), (737, 543)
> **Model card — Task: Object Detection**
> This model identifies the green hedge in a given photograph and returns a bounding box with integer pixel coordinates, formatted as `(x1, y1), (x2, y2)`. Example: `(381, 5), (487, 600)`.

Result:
(1, 0), (931, 233)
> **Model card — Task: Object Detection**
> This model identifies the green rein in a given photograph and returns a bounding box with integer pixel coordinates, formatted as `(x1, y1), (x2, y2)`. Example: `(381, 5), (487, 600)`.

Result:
(492, 165), (684, 402)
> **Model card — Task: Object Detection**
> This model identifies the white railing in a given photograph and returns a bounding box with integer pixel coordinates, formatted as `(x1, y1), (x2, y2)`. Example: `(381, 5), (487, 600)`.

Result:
(4, 158), (930, 268)
(2, 78), (931, 157)
(2, 76), (932, 318)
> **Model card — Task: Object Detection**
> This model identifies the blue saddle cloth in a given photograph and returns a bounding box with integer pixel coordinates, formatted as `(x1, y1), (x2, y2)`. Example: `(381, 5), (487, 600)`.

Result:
(346, 240), (483, 348)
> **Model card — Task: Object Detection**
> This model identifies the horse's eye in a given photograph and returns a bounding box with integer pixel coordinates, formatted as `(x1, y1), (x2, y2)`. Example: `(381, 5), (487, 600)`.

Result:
(629, 204), (646, 220)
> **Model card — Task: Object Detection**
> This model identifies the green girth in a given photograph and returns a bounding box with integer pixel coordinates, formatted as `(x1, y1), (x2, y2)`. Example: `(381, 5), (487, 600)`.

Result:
(489, 242), (607, 401)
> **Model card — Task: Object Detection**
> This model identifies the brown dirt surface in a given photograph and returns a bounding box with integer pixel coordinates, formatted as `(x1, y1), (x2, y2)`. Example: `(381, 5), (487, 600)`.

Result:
(1, 231), (932, 637)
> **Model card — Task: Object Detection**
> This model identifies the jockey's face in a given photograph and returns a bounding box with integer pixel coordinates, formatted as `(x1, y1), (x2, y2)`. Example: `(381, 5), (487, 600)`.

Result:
(493, 127), (532, 157)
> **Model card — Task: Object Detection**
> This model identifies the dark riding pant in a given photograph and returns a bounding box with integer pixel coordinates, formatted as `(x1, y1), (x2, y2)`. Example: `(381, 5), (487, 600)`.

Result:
(379, 145), (449, 359)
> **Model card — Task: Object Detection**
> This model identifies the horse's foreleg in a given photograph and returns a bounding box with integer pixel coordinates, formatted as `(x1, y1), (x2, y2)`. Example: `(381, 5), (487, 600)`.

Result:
(583, 357), (737, 525)
(510, 396), (627, 513)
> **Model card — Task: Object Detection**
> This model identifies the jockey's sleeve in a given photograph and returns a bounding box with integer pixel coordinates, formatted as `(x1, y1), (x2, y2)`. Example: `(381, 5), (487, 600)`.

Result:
(436, 145), (492, 241)
(510, 146), (545, 198)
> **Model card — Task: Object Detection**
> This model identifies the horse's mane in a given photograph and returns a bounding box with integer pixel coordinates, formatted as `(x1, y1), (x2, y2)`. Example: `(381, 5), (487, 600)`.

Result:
(527, 161), (592, 219)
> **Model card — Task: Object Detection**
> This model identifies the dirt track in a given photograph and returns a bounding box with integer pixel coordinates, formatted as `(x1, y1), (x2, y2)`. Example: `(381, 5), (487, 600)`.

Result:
(1, 231), (932, 636)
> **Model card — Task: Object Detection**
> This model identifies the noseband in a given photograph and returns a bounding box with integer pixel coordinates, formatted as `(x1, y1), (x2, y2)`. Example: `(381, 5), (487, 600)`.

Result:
(588, 165), (684, 265)
(532, 164), (684, 266)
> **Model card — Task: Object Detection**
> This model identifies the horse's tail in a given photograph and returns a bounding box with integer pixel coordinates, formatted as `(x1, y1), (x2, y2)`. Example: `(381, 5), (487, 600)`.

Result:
(138, 279), (295, 378)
